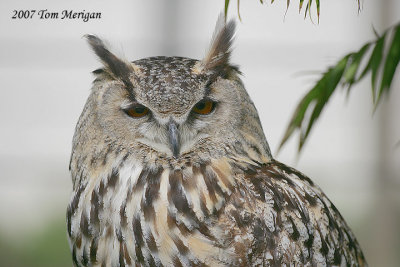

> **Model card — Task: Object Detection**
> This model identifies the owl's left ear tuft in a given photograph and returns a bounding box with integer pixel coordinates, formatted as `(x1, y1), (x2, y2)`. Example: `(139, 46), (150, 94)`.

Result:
(195, 14), (237, 76)
(85, 34), (135, 89)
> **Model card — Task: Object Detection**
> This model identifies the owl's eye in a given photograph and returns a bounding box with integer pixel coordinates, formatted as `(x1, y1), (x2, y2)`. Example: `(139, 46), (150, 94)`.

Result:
(124, 104), (149, 118)
(192, 100), (216, 115)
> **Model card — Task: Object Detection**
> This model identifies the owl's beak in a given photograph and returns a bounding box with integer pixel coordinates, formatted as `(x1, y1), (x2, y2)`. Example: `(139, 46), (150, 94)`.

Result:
(168, 120), (180, 158)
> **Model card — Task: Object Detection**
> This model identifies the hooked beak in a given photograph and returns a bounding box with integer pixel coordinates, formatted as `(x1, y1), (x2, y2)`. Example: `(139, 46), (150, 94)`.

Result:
(168, 119), (180, 158)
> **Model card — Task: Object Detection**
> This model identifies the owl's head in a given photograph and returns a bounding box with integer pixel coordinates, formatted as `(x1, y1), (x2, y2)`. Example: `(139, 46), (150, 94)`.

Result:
(74, 15), (271, 168)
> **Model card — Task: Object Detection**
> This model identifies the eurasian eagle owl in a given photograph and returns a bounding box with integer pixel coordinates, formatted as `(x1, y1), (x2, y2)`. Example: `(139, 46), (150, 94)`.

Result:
(67, 15), (367, 267)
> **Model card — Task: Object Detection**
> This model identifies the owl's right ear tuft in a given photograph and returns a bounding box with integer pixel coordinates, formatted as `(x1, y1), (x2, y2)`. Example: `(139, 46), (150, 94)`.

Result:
(85, 35), (134, 89)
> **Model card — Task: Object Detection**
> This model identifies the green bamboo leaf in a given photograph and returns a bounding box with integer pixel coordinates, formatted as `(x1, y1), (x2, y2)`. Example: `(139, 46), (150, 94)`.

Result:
(299, 57), (349, 150)
(309, 0), (315, 23)
(284, 0), (291, 18)
(303, 0), (314, 21)
(279, 88), (318, 150)
(299, 0), (304, 13)
(224, 0), (230, 18)
(372, 25), (380, 38)
(279, 56), (349, 151)
(358, 34), (385, 103)
(343, 43), (371, 86)
(377, 25), (400, 105)
(279, 80), (323, 150)
(304, 1), (309, 19)
(316, 0), (320, 22)
(237, 0), (242, 21)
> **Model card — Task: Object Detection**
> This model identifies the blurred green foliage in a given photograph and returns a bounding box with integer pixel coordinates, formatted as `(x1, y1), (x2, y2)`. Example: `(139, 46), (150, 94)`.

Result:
(0, 219), (71, 267)
(279, 23), (400, 152)
(225, 0), (399, 153)
(225, 0), (327, 21)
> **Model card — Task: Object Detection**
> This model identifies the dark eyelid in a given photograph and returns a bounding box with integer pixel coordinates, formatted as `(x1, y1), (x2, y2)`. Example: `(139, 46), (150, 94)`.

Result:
(199, 97), (218, 104)
(204, 84), (212, 96)
(123, 101), (144, 109)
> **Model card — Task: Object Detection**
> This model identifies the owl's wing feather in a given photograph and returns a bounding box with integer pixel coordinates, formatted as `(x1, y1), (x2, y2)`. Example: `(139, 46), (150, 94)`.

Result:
(227, 160), (367, 266)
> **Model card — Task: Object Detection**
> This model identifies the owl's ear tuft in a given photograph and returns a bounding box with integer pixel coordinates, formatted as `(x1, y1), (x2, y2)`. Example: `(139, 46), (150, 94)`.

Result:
(85, 35), (135, 89)
(196, 14), (237, 76)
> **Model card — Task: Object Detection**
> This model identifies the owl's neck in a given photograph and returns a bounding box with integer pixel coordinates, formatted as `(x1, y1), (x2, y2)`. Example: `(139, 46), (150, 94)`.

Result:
(69, 135), (271, 214)
(90, 154), (253, 217)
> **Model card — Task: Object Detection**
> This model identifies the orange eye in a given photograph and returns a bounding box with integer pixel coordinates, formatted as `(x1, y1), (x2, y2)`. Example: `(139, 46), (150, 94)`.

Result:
(124, 104), (149, 118)
(192, 100), (216, 115)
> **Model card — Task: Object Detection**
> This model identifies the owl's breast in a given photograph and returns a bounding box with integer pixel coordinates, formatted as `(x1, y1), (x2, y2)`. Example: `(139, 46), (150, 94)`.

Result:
(67, 156), (242, 267)
(67, 157), (366, 266)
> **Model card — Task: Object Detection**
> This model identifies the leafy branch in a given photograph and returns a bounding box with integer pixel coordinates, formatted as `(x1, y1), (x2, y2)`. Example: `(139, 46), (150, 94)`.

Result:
(224, 0), (361, 22)
(279, 23), (400, 152)
(223, 0), (399, 152)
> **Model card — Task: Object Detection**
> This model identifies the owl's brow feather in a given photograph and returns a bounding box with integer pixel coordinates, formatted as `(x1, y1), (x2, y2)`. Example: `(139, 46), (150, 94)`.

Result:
(202, 80), (213, 97)
(202, 65), (241, 98)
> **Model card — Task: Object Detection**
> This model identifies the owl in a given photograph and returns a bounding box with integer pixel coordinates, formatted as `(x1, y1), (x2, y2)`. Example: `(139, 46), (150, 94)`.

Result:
(67, 15), (367, 267)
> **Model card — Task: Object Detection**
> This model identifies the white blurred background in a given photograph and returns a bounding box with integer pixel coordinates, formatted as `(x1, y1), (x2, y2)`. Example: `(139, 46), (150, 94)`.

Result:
(0, 0), (399, 266)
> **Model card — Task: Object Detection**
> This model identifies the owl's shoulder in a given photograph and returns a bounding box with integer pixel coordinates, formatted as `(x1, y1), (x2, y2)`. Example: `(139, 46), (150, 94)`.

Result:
(224, 160), (367, 266)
